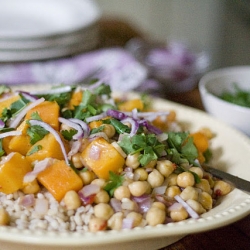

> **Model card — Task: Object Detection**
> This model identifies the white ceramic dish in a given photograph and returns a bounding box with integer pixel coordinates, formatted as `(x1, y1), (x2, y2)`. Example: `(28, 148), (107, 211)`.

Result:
(199, 66), (250, 136)
(0, 85), (250, 250)
(0, 0), (101, 38)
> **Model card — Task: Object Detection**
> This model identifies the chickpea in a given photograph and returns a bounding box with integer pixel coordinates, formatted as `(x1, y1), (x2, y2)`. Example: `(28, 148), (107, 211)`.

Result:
(94, 190), (110, 204)
(125, 153), (140, 169)
(213, 180), (231, 196)
(195, 179), (211, 193)
(22, 179), (40, 194)
(134, 168), (148, 181)
(146, 207), (166, 226)
(91, 178), (106, 188)
(170, 206), (189, 222)
(156, 160), (175, 177)
(177, 172), (195, 188)
(63, 190), (82, 210)
(144, 160), (157, 169)
(167, 173), (178, 186)
(186, 199), (206, 214)
(121, 198), (138, 211)
(89, 217), (107, 232)
(79, 170), (95, 185)
(165, 186), (181, 199)
(108, 212), (124, 230)
(126, 211), (143, 227)
(198, 191), (213, 210)
(71, 153), (83, 168)
(0, 208), (10, 226)
(114, 186), (131, 200)
(180, 186), (199, 201)
(128, 181), (148, 197)
(152, 202), (166, 211)
(147, 169), (164, 188)
(94, 203), (114, 220)
(102, 124), (116, 138)
(189, 166), (204, 179)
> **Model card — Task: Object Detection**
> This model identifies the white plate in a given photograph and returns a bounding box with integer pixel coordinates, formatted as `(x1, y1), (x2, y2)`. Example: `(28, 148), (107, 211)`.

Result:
(0, 0), (101, 39)
(0, 88), (250, 250)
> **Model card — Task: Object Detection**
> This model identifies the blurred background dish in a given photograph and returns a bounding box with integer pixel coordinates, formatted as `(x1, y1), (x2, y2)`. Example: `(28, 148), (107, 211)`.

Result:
(0, 0), (101, 62)
(199, 65), (250, 136)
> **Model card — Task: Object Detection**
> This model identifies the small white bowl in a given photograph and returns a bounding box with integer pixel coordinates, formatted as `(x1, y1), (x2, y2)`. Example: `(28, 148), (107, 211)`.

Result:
(199, 66), (250, 136)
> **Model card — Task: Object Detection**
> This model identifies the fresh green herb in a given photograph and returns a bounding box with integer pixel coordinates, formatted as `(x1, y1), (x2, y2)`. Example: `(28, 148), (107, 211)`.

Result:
(118, 133), (166, 166)
(0, 139), (5, 157)
(30, 111), (42, 121)
(26, 145), (42, 156)
(90, 126), (105, 135)
(220, 84), (250, 108)
(26, 121), (49, 144)
(61, 129), (77, 140)
(166, 132), (198, 165)
(104, 171), (124, 196)
(104, 119), (130, 134)
(0, 85), (11, 96)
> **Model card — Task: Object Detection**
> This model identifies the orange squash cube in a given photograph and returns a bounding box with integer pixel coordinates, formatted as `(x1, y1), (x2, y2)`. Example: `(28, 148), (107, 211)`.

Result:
(0, 152), (32, 194)
(26, 133), (69, 163)
(118, 99), (144, 112)
(81, 137), (125, 179)
(37, 160), (83, 201)
(0, 94), (20, 117)
(25, 101), (60, 130)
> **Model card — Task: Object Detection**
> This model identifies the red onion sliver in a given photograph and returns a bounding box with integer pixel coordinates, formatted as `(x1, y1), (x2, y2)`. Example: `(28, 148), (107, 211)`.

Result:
(69, 118), (90, 138)
(85, 112), (107, 123)
(0, 130), (22, 139)
(23, 158), (53, 183)
(34, 198), (49, 215)
(68, 140), (82, 159)
(89, 132), (109, 142)
(19, 194), (35, 208)
(28, 119), (69, 165)
(59, 117), (83, 140)
(30, 86), (72, 95)
(174, 195), (199, 219)
(17, 91), (38, 102)
(9, 97), (45, 128)
(122, 218), (134, 229)
(152, 186), (167, 195)
(111, 141), (127, 158)
(121, 117), (139, 137)
(79, 184), (100, 197)
(0, 119), (5, 129)
(168, 202), (183, 212)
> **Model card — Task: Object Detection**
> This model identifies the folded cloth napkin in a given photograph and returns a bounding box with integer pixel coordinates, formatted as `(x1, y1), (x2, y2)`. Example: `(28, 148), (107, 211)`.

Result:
(0, 48), (147, 92)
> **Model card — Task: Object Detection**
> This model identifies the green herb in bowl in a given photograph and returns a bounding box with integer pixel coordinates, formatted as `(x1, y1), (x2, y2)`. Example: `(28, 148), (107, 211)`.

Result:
(220, 84), (250, 108)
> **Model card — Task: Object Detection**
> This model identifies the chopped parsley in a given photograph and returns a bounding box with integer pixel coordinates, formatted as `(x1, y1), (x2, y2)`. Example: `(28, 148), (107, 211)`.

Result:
(26, 145), (42, 156)
(104, 171), (124, 196)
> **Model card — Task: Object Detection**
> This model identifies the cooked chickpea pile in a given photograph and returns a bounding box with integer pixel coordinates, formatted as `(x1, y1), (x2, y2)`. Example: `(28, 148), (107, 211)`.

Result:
(0, 85), (233, 232)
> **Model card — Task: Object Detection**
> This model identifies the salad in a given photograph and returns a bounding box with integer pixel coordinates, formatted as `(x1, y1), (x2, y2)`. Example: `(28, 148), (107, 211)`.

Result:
(0, 82), (231, 232)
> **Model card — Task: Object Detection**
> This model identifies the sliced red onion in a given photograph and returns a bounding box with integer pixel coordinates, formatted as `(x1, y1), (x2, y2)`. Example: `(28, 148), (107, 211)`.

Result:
(69, 118), (90, 138)
(17, 91), (38, 102)
(0, 119), (5, 129)
(19, 194), (35, 208)
(121, 117), (139, 137)
(89, 132), (109, 142)
(122, 218), (134, 229)
(68, 140), (82, 159)
(85, 112), (107, 123)
(174, 195), (199, 219)
(168, 202), (183, 212)
(79, 184), (100, 197)
(131, 108), (138, 120)
(9, 97), (45, 128)
(106, 109), (128, 120)
(154, 194), (175, 207)
(23, 158), (53, 183)
(110, 198), (122, 212)
(111, 141), (127, 158)
(87, 144), (101, 161)
(58, 117), (83, 140)
(0, 130), (22, 139)
(30, 86), (72, 95)
(138, 119), (162, 135)
(124, 111), (170, 121)
(28, 119), (69, 165)
(131, 194), (153, 213)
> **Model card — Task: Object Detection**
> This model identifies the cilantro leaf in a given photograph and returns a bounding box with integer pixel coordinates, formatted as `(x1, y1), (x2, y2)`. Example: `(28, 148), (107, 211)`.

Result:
(27, 145), (42, 156)
(61, 129), (77, 140)
(26, 122), (49, 144)
(0, 139), (5, 157)
(104, 171), (124, 196)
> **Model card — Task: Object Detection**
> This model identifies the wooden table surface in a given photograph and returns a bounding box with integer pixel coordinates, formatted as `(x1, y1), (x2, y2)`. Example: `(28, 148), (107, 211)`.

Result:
(99, 17), (250, 250)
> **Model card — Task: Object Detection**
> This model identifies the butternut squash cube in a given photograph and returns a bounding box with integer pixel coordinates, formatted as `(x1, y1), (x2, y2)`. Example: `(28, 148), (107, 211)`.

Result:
(0, 152), (32, 194)
(25, 101), (60, 130)
(118, 99), (144, 112)
(8, 121), (32, 155)
(68, 90), (83, 109)
(37, 160), (83, 201)
(0, 94), (20, 117)
(26, 133), (69, 163)
(81, 137), (125, 179)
